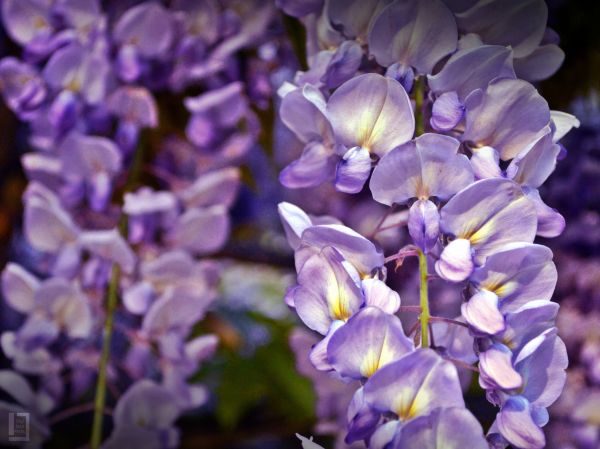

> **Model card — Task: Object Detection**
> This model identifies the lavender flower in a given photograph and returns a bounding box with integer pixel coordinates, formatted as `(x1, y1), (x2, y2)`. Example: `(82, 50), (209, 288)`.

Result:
(276, 2), (575, 448)
(0, 1), (273, 447)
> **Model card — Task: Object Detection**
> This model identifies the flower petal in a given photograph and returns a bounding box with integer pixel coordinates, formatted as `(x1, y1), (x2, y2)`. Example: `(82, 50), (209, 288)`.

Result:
(335, 146), (372, 193)
(496, 396), (545, 449)
(328, 307), (413, 379)
(370, 133), (473, 205)
(435, 238), (474, 282)
(368, 0), (458, 74)
(1, 263), (39, 313)
(294, 247), (363, 334)
(394, 407), (488, 449)
(470, 243), (556, 313)
(462, 78), (550, 161)
(428, 44), (515, 100)
(430, 91), (464, 132)
(363, 349), (464, 420)
(461, 290), (505, 335)
(479, 344), (522, 390)
(408, 199), (440, 253)
(440, 178), (537, 264)
(361, 278), (400, 314)
(327, 73), (414, 156)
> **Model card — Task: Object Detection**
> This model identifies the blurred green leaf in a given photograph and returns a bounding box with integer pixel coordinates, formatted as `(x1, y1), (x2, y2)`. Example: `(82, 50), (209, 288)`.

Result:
(215, 317), (316, 430)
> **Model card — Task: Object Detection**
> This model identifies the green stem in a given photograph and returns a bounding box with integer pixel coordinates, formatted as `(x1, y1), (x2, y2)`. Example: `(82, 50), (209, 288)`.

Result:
(418, 249), (430, 348)
(415, 76), (425, 137)
(90, 136), (146, 449)
(90, 264), (120, 449)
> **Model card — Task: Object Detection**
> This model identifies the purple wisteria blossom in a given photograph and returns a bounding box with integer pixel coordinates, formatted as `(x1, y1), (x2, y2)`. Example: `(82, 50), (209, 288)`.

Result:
(0, 0), (583, 447)
(0, 0), (273, 447)
(276, 1), (575, 448)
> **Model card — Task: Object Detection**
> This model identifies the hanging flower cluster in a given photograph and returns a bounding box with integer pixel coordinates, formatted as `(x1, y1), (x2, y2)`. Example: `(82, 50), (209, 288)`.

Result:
(0, 0), (272, 447)
(277, 1), (578, 448)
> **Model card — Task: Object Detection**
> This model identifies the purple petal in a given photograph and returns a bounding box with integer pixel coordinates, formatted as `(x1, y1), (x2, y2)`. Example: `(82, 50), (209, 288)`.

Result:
(327, 73), (414, 156)
(43, 43), (109, 104)
(169, 206), (230, 255)
(321, 40), (363, 89)
(461, 290), (505, 335)
(502, 300), (559, 354)
(24, 185), (79, 252)
(21, 153), (62, 188)
(335, 146), (372, 194)
(78, 229), (136, 274)
(371, 133), (473, 205)
(185, 334), (219, 366)
(394, 407), (488, 449)
(507, 130), (559, 189)
(107, 86), (158, 127)
(184, 82), (246, 128)
(368, 0), (458, 74)
(430, 91), (464, 132)
(430, 318), (477, 365)
(278, 202), (313, 250)
(47, 89), (80, 131)
(462, 78), (550, 161)
(59, 132), (122, 178)
(35, 278), (91, 339)
(515, 332), (567, 408)
(524, 188), (565, 238)
(435, 238), (474, 282)
(513, 44), (565, 82)
(276, 0), (323, 18)
(178, 168), (240, 209)
(115, 121), (139, 154)
(142, 291), (207, 338)
(309, 320), (344, 371)
(363, 349), (464, 419)
(116, 45), (143, 83)
(327, 307), (413, 379)
(470, 146), (502, 179)
(1, 0), (54, 48)
(440, 178), (538, 264)
(294, 247), (364, 334)
(114, 3), (175, 58)
(368, 420), (399, 449)
(550, 110), (580, 142)
(479, 344), (522, 390)
(0, 57), (46, 118)
(470, 243), (556, 313)
(123, 188), (177, 216)
(361, 278), (400, 314)
(280, 142), (337, 189)
(300, 224), (384, 275)
(123, 282), (155, 315)
(408, 199), (440, 253)
(296, 434), (326, 449)
(326, 0), (389, 41)
(54, 0), (101, 34)
(113, 380), (180, 430)
(0, 370), (38, 410)
(428, 45), (515, 100)
(496, 396), (545, 449)
(1, 263), (39, 314)
(456, 0), (547, 58)
(141, 250), (194, 282)
(385, 63), (415, 93)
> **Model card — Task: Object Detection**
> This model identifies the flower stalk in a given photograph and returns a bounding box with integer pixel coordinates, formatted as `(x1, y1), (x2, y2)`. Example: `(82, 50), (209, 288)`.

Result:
(418, 249), (430, 348)
(414, 76), (425, 137)
(90, 136), (146, 449)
